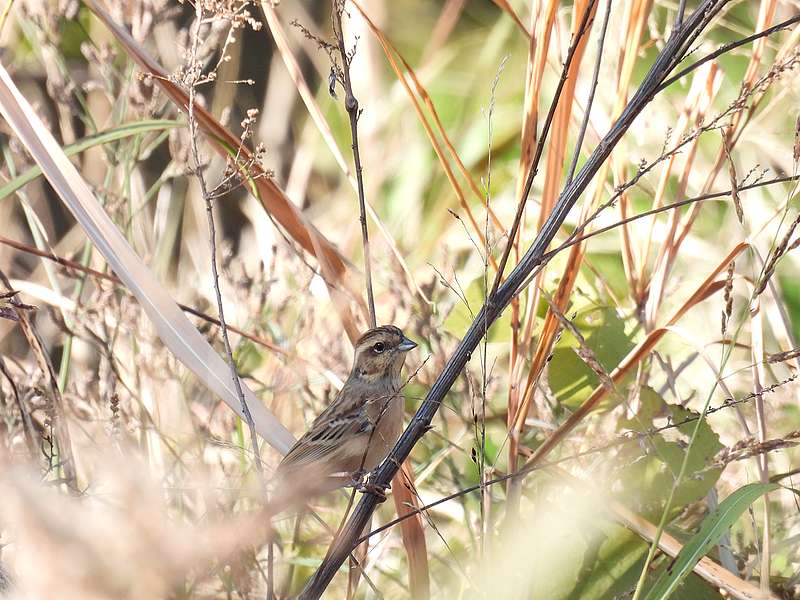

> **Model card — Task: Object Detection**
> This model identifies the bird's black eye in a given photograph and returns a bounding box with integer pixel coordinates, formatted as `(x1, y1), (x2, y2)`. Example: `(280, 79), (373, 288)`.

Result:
(373, 341), (386, 353)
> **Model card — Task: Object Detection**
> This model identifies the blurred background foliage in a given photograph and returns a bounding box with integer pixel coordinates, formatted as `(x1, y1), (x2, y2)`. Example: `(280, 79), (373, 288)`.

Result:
(0, 0), (799, 598)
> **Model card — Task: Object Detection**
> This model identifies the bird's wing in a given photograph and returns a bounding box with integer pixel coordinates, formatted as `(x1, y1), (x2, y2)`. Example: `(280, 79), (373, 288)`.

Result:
(278, 385), (371, 470)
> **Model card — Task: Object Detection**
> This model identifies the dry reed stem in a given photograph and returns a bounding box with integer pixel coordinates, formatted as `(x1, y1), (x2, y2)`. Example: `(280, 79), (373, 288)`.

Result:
(260, 2), (427, 305)
(0, 270), (77, 490)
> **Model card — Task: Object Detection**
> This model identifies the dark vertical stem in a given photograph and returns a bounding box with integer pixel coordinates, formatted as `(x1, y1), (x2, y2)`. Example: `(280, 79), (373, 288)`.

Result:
(676, 0), (688, 28)
(333, 1), (376, 328)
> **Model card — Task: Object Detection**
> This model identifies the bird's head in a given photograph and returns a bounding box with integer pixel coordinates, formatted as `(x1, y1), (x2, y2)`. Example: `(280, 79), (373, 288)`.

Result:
(351, 325), (417, 383)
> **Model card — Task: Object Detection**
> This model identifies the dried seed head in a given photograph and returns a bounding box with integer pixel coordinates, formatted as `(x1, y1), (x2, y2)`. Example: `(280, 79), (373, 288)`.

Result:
(722, 259), (735, 336)
(794, 114), (800, 164)
(722, 131), (743, 224)
(767, 348), (800, 364)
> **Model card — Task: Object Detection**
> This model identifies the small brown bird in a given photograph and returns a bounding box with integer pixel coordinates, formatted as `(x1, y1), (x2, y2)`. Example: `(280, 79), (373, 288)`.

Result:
(274, 325), (417, 503)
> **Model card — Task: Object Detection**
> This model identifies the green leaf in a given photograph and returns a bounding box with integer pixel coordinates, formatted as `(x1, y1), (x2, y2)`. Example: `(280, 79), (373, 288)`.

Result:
(0, 119), (180, 200)
(616, 389), (723, 516)
(549, 306), (635, 409)
(442, 276), (514, 342)
(570, 524), (649, 600)
(585, 252), (629, 300)
(643, 483), (779, 600)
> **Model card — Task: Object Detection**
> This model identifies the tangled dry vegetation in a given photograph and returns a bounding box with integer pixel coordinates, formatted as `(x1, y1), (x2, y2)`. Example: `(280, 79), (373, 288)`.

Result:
(1, 0), (800, 598)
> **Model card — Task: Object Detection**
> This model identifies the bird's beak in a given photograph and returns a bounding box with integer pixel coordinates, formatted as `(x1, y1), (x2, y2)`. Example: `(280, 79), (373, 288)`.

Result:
(397, 336), (418, 352)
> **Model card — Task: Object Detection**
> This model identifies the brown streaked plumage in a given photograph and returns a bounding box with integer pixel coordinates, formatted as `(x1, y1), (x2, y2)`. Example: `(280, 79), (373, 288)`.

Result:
(274, 325), (417, 500)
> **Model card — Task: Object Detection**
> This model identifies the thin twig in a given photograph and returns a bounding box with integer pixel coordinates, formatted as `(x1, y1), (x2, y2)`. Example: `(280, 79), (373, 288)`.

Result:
(332, 0), (376, 328)
(184, 3), (271, 596)
(565, 0), (612, 185)
(676, 0), (688, 29)
(186, 6), (265, 485)
(658, 13), (800, 93)
(478, 54), (507, 567)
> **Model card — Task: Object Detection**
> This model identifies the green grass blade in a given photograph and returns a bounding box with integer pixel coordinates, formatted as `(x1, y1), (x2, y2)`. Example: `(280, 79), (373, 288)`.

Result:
(0, 119), (180, 200)
(643, 482), (779, 600)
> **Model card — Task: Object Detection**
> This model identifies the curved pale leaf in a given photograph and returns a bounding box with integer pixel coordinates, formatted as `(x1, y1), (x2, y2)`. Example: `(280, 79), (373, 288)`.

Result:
(0, 63), (294, 454)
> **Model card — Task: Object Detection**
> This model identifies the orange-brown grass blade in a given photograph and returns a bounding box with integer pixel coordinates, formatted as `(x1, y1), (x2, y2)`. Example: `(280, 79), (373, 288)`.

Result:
(539, 0), (598, 225)
(508, 0), (599, 468)
(351, 0), (501, 264)
(519, 242), (749, 467)
(515, 0), (558, 215)
(260, 2), (429, 305)
(491, 0), (532, 39)
(392, 462), (430, 599)
(84, 0), (351, 284)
